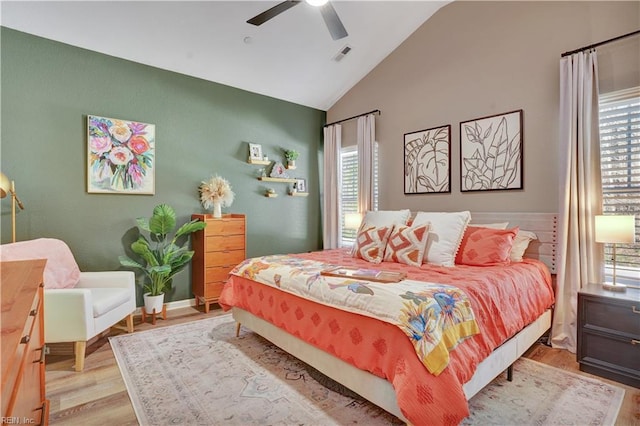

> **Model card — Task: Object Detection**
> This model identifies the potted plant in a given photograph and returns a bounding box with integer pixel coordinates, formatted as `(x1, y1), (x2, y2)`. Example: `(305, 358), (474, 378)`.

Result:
(119, 204), (207, 313)
(283, 149), (299, 169)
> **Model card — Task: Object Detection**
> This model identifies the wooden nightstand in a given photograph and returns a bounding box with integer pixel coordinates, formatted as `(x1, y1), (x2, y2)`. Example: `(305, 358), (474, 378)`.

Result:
(577, 284), (640, 388)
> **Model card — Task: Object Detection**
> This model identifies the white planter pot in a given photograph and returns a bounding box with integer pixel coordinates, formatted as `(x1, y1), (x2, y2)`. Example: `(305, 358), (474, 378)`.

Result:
(143, 292), (165, 313)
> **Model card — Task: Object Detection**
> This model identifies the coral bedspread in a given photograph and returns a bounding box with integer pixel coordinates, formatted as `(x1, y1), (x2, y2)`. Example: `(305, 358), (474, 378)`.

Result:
(219, 248), (554, 425)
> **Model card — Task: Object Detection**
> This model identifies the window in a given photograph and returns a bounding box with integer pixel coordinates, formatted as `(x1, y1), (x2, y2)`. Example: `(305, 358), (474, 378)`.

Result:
(598, 87), (640, 282)
(340, 144), (379, 246)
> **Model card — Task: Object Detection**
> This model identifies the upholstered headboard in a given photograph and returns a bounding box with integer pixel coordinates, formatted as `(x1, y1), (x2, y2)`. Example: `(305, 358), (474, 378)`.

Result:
(471, 212), (558, 274)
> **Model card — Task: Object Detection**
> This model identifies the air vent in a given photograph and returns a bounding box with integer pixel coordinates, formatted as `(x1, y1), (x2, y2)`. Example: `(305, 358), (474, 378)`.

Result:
(333, 45), (352, 62)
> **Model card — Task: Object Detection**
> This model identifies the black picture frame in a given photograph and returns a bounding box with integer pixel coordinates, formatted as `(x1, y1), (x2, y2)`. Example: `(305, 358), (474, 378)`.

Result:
(404, 124), (451, 194)
(459, 109), (523, 192)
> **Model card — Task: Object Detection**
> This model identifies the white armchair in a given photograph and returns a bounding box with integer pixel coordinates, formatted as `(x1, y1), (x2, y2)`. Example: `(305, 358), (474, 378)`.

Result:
(44, 271), (135, 371)
(0, 238), (135, 371)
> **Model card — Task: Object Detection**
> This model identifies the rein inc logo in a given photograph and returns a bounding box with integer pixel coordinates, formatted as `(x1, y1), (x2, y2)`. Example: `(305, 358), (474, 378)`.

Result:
(1, 418), (35, 424)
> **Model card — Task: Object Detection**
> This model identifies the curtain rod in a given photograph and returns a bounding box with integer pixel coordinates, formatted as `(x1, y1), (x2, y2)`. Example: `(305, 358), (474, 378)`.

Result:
(323, 109), (381, 128)
(561, 29), (640, 57)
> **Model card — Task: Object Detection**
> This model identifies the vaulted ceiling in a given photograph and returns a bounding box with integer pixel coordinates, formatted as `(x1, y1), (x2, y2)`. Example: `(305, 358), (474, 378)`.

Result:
(1, 1), (450, 110)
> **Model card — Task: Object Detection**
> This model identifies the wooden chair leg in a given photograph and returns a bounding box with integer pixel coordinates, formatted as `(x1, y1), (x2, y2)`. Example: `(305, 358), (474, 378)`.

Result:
(74, 341), (87, 372)
(126, 313), (134, 333)
(235, 322), (241, 337)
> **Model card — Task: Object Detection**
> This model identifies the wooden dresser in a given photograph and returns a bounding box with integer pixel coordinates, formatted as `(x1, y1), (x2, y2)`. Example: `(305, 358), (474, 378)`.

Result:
(1, 259), (49, 425)
(191, 214), (246, 313)
(577, 283), (640, 388)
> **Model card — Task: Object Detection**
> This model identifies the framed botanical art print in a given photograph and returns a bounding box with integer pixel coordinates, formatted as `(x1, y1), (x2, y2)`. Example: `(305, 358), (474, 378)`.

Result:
(87, 115), (155, 194)
(404, 124), (451, 194)
(460, 109), (523, 192)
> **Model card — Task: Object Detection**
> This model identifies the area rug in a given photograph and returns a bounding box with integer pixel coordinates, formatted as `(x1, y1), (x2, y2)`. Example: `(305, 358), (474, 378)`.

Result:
(109, 314), (625, 425)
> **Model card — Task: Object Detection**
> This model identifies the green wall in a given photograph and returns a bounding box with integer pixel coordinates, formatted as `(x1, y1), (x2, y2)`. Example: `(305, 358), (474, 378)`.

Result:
(0, 28), (326, 305)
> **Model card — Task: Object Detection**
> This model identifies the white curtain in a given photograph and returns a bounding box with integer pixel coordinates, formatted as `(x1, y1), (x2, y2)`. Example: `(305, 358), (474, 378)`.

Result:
(357, 114), (376, 214)
(322, 124), (342, 249)
(552, 50), (603, 352)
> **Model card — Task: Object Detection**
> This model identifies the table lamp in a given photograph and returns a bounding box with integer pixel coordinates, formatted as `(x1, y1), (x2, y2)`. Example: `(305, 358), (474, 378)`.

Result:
(0, 172), (25, 243)
(344, 212), (363, 230)
(595, 215), (635, 292)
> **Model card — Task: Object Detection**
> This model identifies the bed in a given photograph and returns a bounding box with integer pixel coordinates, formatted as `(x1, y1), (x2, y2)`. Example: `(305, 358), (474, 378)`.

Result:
(219, 212), (557, 425)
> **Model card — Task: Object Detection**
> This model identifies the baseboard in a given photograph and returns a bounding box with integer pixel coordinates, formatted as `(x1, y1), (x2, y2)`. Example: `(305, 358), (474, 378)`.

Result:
(133, 298), (197, 315)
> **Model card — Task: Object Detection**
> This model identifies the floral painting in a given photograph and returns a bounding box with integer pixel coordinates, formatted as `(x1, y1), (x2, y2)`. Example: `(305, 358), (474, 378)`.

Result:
(460, 110), (523, 192)
(404, 125), (451, 194)
(87, 115), (155, 194)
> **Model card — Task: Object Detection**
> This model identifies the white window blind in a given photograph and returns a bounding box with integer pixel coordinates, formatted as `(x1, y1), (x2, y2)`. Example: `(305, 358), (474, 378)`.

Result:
(599, 87), (640, 275)
(340, 143), (379, 246)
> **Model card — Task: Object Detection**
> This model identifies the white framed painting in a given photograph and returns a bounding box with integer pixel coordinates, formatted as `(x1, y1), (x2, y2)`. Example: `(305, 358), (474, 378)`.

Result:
(87, 115), (155, 194)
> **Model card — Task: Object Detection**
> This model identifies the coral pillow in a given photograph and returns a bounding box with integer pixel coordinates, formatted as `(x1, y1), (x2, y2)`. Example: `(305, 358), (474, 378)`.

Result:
(457, 227), (519, 266)
(352, 224), (393, 264)
(384, 223), (430, 267)
(0, 238), (80, 288)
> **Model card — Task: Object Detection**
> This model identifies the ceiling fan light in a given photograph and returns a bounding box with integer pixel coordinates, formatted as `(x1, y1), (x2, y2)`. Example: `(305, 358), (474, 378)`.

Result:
(305, 0), (328, 7)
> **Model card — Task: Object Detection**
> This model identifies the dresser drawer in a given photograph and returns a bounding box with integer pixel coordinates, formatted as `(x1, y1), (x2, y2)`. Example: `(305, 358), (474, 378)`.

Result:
(582, 296), (640, 337)
(204, 282), (225, 299)
(205, 250), (245, 268)
(205, 219), (245, 235)
(205, 266), (233, 283)
(205, 235), (245, 252)
(580, 331), (640, 373)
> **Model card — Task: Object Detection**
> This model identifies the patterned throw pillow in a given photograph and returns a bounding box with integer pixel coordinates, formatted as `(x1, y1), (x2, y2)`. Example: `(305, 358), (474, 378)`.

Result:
(457, 226), (519, 266)
(383, 224), (430, 267)
(352, 224), (393, 264)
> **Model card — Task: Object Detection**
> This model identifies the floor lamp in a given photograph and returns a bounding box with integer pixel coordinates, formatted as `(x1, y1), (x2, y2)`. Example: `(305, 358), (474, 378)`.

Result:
(0, 172), (25, 243)
(595, 215), (636, 292)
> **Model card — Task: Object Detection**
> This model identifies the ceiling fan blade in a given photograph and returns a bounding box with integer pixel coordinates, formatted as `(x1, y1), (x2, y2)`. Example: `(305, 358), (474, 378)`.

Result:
(319, 2), (348, 40)
(247, 1), (302, 26)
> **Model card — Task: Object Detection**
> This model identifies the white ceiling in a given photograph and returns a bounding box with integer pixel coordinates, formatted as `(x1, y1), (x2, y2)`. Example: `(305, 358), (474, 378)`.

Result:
(1, 1), (449, 110)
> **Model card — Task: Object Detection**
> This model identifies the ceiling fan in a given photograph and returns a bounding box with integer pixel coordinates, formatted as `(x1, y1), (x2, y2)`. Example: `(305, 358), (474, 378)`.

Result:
(247, 0), (348, 41)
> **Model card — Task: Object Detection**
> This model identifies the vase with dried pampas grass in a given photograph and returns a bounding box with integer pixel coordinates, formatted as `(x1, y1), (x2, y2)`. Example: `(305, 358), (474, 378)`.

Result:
(199, 175), (235, 218)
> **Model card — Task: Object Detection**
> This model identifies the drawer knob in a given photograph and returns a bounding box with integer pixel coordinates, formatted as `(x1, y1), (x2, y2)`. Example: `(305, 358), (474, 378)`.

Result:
(633, 306), (640, 315)
(632, 339), (640, 345)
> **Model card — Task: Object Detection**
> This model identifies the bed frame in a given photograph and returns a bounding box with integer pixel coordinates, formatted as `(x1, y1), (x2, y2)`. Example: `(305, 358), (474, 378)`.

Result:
(232, 212), (558, 422)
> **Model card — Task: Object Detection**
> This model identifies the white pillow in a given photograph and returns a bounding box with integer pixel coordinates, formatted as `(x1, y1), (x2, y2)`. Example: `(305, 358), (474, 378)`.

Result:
(510, 230), (537, 262)
(362, 210), (411, 228)
(469, 222), (509, 229)
(412, 211), (471, 266)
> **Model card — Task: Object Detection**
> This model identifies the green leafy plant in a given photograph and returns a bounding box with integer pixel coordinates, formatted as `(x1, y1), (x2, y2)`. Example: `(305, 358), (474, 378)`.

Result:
(119, 204), (207, 296)
(283, 149), (299, 162)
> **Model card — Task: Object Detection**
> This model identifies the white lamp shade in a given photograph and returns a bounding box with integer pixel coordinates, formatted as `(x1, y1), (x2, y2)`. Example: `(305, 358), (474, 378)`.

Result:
(344, 213), (363, 230)
(595, 215), (636, 244)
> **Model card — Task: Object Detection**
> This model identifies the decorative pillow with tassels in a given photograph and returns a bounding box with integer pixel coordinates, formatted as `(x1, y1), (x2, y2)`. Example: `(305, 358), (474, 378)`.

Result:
(384, 223), (431, 267)
(351, 224), (393, 264)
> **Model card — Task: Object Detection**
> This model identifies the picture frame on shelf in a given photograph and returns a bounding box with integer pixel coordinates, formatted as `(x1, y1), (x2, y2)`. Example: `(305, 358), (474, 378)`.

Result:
(460, 109), (523, 192)
(248, 143), (263, 161)
(404, 124), (451, 194)
(294, 178), (307, 193)
(270, 162), (289, 178)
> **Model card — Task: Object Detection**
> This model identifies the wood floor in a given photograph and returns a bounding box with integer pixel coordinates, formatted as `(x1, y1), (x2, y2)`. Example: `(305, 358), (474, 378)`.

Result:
(45, 305), (640, 425)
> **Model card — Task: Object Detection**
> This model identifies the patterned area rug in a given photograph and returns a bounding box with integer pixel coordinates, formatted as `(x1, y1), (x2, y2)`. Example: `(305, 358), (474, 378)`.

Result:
(109, 314), (625, 425)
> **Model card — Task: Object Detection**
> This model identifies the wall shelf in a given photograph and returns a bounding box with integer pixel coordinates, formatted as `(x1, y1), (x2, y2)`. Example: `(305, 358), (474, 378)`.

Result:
(258, 177), (297, 183)
(248, 159), (271, 165)
(289, 192), (309, 197)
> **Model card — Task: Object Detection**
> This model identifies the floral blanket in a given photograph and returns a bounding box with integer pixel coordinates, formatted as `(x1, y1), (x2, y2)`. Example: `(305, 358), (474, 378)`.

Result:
(231, 254), (479, 375)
